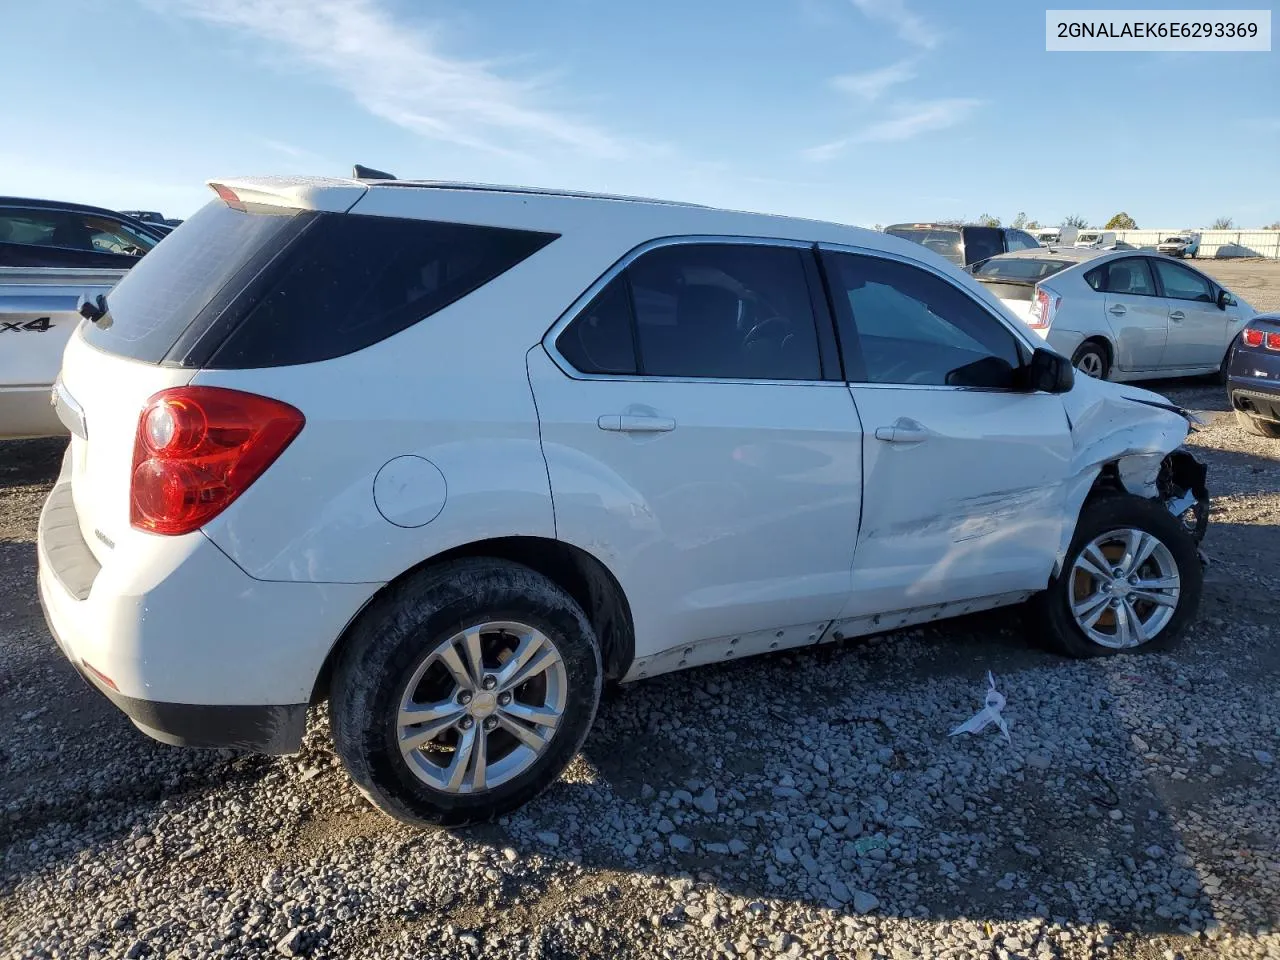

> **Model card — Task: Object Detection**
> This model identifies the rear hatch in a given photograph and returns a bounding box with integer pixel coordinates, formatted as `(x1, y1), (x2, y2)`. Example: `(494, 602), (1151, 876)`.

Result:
(57, 176), (557, 562)
(972, 255), (1077, 327)
(57, 193), (329, 562)
(885, 225), (964, 266)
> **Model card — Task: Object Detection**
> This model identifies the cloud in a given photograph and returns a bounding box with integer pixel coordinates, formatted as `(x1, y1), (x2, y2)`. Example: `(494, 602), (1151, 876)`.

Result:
(150, 0), (632, 160)
(830, 59), (916, 102)
(858, 98), (982, 142)
(260, 139), (334, 168)
(849, 0), (940, 49)
(803, 98), (982, 159)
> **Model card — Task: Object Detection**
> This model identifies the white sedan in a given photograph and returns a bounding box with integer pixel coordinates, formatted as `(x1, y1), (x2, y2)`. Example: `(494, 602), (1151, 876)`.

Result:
(974, 248), (1255, 381)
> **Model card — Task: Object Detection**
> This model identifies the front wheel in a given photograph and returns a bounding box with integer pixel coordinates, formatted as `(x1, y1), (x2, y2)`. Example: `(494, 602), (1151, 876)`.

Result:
(1235, 409), (1280, 438)
(330, 559), (602, 826)
(1033, 494), (1202, 658)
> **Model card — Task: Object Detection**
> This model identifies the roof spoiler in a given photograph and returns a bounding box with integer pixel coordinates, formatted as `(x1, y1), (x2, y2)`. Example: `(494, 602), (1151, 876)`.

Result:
(353, 164), (396, 180)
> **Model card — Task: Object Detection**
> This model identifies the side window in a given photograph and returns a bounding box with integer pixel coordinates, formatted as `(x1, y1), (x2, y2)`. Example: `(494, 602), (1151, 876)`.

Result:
(0, 210), (59, 248)
(1152, 259), (1214, 303)
(84, 216), (156, 256)
(211, 215), (557, 367)
(1101, 258), (1157, 296)
(555, 277), (637, 375)
(825, 252), (1022, 388)
(0, 209), (154, 256)
(626, 244), (822, 380)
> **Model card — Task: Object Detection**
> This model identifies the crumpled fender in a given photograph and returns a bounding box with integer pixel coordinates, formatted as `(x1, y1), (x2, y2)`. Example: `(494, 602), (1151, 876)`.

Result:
(1052, 374), (1200, 574)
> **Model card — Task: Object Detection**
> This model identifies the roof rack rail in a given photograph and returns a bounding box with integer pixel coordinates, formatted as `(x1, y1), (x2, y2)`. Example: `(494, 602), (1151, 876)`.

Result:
(353, 164), (396, 180)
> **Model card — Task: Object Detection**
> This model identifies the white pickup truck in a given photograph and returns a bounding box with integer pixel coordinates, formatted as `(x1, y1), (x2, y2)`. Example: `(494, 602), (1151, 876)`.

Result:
(1, 198), (162, 439)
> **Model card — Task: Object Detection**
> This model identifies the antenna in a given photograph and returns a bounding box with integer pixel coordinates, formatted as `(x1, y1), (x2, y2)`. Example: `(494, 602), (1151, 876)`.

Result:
(352, 164), (396, 180)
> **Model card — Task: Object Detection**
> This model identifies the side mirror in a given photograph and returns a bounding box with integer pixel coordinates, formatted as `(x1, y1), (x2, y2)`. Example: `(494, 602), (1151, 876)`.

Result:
(946, 355), (1016, 388)
(1217, 289), (1233, 310)
(1023, 347), (1074, 393)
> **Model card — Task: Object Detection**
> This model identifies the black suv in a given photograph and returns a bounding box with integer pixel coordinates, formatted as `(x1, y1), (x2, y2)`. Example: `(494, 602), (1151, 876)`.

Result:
(885, 222), (1042, 269)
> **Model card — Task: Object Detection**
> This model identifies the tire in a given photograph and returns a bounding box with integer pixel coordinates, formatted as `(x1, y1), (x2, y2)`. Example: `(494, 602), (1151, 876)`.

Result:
(1235, 409), (1280, 438)
(330, 558), (602, 827)
(1032, 494), (1202, 658)
(1071, 341), (1110, 380)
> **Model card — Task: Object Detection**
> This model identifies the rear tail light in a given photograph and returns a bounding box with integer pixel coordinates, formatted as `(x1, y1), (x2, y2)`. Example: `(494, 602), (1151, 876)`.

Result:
(1267, 332), (1280, 351)
(130, 387), (304, 535)
(1242, 328), (1265, 348)
(1030, 286), (1060, 329)
(209, 182), (245, 210)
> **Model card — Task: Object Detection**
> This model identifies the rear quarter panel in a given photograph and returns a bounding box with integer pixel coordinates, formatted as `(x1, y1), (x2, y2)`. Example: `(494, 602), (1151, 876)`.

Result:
(1043, 271), (1107, 360)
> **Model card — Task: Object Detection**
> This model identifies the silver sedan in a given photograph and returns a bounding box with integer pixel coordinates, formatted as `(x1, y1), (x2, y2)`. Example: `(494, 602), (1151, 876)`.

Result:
(972, 248), (1255, 381)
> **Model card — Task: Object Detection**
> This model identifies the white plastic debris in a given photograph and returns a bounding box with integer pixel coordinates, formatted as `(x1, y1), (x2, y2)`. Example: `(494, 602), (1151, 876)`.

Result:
(950, 671), (1010, 742)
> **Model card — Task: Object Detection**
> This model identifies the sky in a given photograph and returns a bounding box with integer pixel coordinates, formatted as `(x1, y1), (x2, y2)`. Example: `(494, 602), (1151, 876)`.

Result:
(1, 0), (1277, 228)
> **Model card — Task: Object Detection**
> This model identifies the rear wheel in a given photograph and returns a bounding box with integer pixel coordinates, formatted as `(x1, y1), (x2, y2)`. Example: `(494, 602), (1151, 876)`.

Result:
(1235, 409), (1280, 439)
(1071, 341), (1110, 380)
(330, 559), (602, 826)
(1034, 494), (1202, 658)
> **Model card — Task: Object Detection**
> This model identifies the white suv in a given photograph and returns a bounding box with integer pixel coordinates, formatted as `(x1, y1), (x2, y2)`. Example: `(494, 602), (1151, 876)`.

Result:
(38, 175), (1210, 826)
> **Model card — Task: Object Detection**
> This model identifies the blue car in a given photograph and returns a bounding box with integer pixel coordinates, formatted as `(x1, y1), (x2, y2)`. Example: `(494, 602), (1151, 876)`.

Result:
(1227, 314), (1280, 438)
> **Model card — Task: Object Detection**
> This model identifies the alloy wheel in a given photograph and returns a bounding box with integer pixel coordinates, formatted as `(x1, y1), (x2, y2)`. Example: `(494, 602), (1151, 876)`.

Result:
(396, 621), (567, 793)
(1076, 352), (1104, 379)
(1069, 528), (1181, 649)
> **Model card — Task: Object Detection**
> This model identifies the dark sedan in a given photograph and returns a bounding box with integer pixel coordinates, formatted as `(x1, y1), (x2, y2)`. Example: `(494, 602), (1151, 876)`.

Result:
(0, 197), (165, 268)
(1227, 314), (1280, 438)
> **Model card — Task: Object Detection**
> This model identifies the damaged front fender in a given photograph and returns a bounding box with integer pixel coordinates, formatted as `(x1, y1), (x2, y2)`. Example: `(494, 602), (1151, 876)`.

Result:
(1053, 376), (1210, 575)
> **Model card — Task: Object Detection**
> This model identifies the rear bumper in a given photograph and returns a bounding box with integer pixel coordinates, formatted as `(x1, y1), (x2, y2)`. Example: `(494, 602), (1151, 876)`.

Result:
(41, 600), (308, 753)
(1230, 384), (1280, 424)
(36, 450), (379, 754)
(0, 384), (67, 440)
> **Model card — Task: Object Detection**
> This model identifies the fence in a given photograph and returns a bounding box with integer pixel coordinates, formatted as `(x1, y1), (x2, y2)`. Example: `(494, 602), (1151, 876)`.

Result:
(1111, 229), (1280, 259)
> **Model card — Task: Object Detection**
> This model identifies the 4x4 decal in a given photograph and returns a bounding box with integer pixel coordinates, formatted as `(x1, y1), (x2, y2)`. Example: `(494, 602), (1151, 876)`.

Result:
(0, 317), (54, 333)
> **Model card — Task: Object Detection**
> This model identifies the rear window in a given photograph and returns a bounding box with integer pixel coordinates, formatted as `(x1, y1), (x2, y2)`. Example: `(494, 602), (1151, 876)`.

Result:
(85, 200), (557, 368)
(885, 227), (963, 264)
(85, 200), (304, 362)
(974, 258), (1073, 281)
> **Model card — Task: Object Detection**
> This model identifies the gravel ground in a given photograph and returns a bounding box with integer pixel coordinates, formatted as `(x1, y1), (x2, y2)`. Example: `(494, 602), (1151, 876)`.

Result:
(3, 264), (1279, 960)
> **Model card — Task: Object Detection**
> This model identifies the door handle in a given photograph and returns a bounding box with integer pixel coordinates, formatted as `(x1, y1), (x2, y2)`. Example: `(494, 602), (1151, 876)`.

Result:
(598, 414), (676, 433)
(1169, 310), (1186, 322)
(1108, 305), (1127, 316)
(874, 424), (928, 444)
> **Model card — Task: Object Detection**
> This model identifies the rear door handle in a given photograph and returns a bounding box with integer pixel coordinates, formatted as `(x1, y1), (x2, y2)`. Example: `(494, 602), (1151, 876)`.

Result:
(1169, 310), (1186, 322)
(874, 424), (928, 444)
(598, 415), (676, 433)
(1109, 304), (1127, 316)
